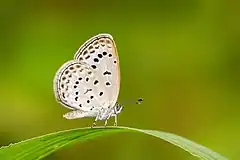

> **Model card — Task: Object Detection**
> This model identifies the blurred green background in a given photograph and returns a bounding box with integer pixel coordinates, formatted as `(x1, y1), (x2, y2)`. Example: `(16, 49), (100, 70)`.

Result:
(0, 0), (239, 159)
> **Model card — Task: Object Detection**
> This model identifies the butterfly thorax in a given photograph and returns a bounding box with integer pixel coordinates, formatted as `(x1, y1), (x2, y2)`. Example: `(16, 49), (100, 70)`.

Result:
(97, 103), (123, 120)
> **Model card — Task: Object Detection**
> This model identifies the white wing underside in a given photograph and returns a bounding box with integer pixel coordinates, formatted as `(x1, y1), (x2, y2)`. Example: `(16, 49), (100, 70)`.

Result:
(63, 110), (98, 119)
(53, 34), (120, 118)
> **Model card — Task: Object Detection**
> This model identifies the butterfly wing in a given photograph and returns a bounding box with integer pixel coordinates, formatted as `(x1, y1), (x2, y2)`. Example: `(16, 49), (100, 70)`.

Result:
(63, 110), (98, 119)
(54, 34), (120, 113)
(74, 34), (120, 109)
(54, 60), (106, 112)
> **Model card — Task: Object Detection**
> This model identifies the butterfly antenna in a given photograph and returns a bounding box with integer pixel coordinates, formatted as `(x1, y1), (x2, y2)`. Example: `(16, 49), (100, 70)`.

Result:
(120, 98), (143, 106)
(136, 98), (143, 104)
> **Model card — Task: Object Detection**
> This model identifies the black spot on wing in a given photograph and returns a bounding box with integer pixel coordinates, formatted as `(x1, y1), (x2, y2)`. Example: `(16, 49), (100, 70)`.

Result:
(85, 55), (90, 59)
(90, 50), (95, 54)
(98, 54), (103, 58)
(91, 65), (97, 69)
(103, 71), (111, 75)
(106, 82), (111, 86)
(84, 89), (92, 94)
(94, 80), (99, 85)
(93, 58), (99, 63)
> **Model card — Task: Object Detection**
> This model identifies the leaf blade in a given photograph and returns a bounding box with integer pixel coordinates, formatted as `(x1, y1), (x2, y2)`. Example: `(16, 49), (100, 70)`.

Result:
(0, 127), (228, 160)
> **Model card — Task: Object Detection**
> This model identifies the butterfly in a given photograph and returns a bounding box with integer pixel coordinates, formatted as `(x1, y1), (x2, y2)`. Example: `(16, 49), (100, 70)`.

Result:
(53, 33), (124, 127)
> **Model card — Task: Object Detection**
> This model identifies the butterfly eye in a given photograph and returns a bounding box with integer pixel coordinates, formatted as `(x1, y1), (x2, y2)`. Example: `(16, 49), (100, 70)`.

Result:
(117, 105), (121, 111)
(115, 104), (123, 113)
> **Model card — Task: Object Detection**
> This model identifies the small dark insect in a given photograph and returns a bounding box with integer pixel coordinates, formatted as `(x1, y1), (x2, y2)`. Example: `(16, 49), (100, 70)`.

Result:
(136, 98), (143, 104)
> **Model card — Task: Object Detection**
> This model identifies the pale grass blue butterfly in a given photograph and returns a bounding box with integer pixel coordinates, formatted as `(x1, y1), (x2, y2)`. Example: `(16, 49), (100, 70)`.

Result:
(54, 34), (143, 127)
(53, 34), (123, 127)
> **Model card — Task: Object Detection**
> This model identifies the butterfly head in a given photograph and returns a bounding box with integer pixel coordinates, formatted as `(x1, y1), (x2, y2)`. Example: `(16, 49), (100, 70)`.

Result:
(114, 103), (124, 114)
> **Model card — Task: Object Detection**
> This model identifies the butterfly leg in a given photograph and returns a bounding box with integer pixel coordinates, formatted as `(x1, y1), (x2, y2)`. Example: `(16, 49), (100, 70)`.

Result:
(114, 115), (117, 126)
(91, 111), (100, 128)
(91, 120), (97, 128)
(104, 114), (112, 127)
(104, 119), (108, 127)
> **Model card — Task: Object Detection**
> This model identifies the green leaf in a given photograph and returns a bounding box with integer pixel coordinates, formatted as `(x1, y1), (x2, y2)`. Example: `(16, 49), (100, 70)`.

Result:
(0, 126), (228, 160)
